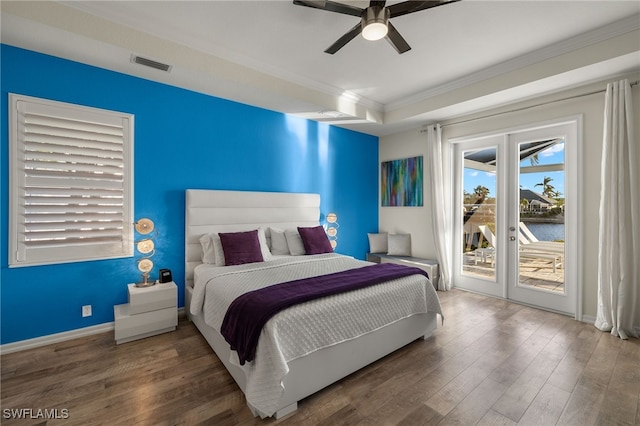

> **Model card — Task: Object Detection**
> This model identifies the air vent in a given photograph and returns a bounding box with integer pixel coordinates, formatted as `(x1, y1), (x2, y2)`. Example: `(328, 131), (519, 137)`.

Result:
(131, 54), (172, 72)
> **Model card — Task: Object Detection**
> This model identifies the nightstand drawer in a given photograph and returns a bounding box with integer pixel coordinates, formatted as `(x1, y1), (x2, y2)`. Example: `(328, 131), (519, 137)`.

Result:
(128, 282), (177, 314)
(114, 304), (177, 344)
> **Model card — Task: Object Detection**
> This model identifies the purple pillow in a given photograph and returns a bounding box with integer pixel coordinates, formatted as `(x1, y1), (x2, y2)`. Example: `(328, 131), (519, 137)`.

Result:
(298, 226), (333, 255)
(219, 230), (264, 266)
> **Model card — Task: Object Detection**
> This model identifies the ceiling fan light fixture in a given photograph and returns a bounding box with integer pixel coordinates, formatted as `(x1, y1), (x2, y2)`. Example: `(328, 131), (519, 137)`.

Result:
(361, 6), (389, 41)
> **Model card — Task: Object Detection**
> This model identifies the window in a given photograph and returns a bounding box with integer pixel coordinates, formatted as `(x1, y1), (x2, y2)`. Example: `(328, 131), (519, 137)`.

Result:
(9, 94), (134, 267)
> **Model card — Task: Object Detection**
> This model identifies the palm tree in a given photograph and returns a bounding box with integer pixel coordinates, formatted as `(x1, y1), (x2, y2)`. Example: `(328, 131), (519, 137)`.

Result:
(473, 185), (490, 200)
(535, 176), (560, 198)
(464, 185), (491, 224)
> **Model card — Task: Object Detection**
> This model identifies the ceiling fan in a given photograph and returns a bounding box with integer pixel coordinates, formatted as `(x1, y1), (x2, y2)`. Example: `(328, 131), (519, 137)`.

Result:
(293, 0), (460, 54)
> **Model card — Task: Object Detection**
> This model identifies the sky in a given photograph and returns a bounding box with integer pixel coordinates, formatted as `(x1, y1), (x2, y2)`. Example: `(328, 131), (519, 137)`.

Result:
(464, 142), (565, 198)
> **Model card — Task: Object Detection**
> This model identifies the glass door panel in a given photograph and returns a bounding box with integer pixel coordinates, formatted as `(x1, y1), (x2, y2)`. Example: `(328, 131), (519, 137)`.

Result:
(507, 123), (575, 315)
(517, 140), (566, 294)
(453, 136), (504, 299)
(462, 147), (497, 282)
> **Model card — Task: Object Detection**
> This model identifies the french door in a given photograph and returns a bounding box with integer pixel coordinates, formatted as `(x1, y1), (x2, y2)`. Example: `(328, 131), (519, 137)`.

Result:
(452, 120), (578, 315)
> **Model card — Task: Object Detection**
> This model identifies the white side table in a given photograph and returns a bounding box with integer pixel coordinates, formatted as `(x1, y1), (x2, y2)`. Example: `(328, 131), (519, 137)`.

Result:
(114, 281), (178, 344)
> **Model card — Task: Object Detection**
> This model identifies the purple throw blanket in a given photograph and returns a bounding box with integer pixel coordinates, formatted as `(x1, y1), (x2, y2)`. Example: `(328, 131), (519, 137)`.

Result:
(220, 262), (429, 365)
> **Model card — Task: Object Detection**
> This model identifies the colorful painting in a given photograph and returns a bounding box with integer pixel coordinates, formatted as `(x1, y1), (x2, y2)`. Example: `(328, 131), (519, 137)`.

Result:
(381, 156), (423, 206)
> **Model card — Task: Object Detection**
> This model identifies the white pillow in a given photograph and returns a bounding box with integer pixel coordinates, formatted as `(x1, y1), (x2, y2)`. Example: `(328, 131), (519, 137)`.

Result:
(264, 227), (272, 251)
(210, 233), (225, 265)
(388, 234), (411, 256)
(199, 234), (216, 264)
(257, 227), (273, 261)
(367, 233), (388, 254)
(269, 227), (290, 255)
(284, 229), (306, 256)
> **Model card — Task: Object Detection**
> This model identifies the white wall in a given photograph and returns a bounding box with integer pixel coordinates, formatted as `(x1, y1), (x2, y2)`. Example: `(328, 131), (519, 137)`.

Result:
(379, 133), (438, 259)
(379, 73), (640, 326)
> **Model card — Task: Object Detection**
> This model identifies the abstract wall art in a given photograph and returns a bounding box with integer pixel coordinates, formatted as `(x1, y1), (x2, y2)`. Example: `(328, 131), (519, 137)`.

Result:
(381, 156), (423, 206)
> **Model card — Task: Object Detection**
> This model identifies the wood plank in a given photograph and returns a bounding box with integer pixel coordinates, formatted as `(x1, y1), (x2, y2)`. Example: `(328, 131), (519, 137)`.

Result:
(595, 337), (640, 426)
(397, 403), (443, 425)
(492, 349), (564, 421)
(517, 382), (571, 425)
(546, 326), (602, 393)
(556, 376), (607, 425)
(439, 377), (507, 424)
(424, 338), (514, 417)
(476, 409), (517, 426)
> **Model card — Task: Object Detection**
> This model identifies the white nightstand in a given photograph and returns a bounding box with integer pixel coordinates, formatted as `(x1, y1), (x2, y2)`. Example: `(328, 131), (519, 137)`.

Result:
(114, 281), (178, 344)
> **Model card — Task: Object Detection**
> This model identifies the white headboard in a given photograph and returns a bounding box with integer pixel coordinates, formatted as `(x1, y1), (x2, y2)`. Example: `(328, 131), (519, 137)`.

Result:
(185, 189), (321, 288)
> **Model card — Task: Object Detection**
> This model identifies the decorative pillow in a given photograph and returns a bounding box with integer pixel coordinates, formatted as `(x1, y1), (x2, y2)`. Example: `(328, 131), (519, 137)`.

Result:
(199, 233), (225, 265)
(284, 229), (306, 256)
(211, 233), (225, 265)
(264, 227), (272, 251)
(200, 228), (271, 265)
(199, 234), (216, 264)
(269, 227), (290, 255)
(256, 227), (273, 261)
(218, 229), (264, 266)
(388, 234), (411, 256)
(298, 226), (333, 254)
(367, 233), (388, 254)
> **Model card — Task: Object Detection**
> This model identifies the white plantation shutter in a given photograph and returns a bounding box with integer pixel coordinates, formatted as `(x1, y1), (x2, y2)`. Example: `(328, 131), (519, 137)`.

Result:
(9, 94), (134, 267)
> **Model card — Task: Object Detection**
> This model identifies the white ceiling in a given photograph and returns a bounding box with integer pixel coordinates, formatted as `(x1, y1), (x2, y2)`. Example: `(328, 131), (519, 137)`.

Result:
(2, 1), (639, 136)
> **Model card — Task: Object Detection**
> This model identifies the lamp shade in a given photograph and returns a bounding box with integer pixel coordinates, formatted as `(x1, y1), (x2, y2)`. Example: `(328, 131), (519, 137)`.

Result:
(138, 258), (153, 273)
(136, 239), (154, 254)
(134, 218), (154, 234)
(362, 23), (387, 40)
(361, 6), (389, 41)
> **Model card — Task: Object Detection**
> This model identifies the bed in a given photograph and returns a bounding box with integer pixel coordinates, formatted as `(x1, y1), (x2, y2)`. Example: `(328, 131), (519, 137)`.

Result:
(184, 189), (443, 419)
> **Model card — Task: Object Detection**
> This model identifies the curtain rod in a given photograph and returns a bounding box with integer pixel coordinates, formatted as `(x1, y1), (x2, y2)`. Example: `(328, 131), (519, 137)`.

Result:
(432, 80), (640, 129)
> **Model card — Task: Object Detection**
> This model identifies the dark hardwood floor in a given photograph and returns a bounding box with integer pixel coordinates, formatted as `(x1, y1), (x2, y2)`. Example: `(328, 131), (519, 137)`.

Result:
(2, 289), (639, 425)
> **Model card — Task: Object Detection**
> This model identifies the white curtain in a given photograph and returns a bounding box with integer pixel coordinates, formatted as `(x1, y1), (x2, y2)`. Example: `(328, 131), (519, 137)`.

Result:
(595, 79), (639, 340)
(426, 124), (453, 290)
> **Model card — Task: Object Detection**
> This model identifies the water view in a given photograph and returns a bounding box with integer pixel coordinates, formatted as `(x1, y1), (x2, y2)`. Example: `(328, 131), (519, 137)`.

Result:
(522, 222), (564, 242)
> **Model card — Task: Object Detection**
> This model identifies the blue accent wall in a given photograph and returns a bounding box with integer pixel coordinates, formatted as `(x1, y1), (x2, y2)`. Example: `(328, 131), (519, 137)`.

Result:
(1, 45), (379, 345)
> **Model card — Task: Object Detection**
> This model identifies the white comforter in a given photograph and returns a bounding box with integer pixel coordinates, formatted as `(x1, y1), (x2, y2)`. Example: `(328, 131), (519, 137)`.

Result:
(190, 253), (442, 417)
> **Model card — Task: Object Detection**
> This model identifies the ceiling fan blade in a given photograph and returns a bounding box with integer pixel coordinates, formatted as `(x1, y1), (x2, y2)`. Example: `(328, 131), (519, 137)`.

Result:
(388, 0), (459, 18)
(293, 0), (363, 17)
(293, 0), (326, 8)
(325, 22), (362, 54)
(385, 21), (411, 54)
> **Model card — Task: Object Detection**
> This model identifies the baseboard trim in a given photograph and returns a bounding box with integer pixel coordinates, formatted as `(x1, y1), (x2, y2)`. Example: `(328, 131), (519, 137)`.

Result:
(581, 315), (596, 324)
(582, 315), (640, 337)
(0, 322), (114, 355)
(1, 307), (186, 355)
